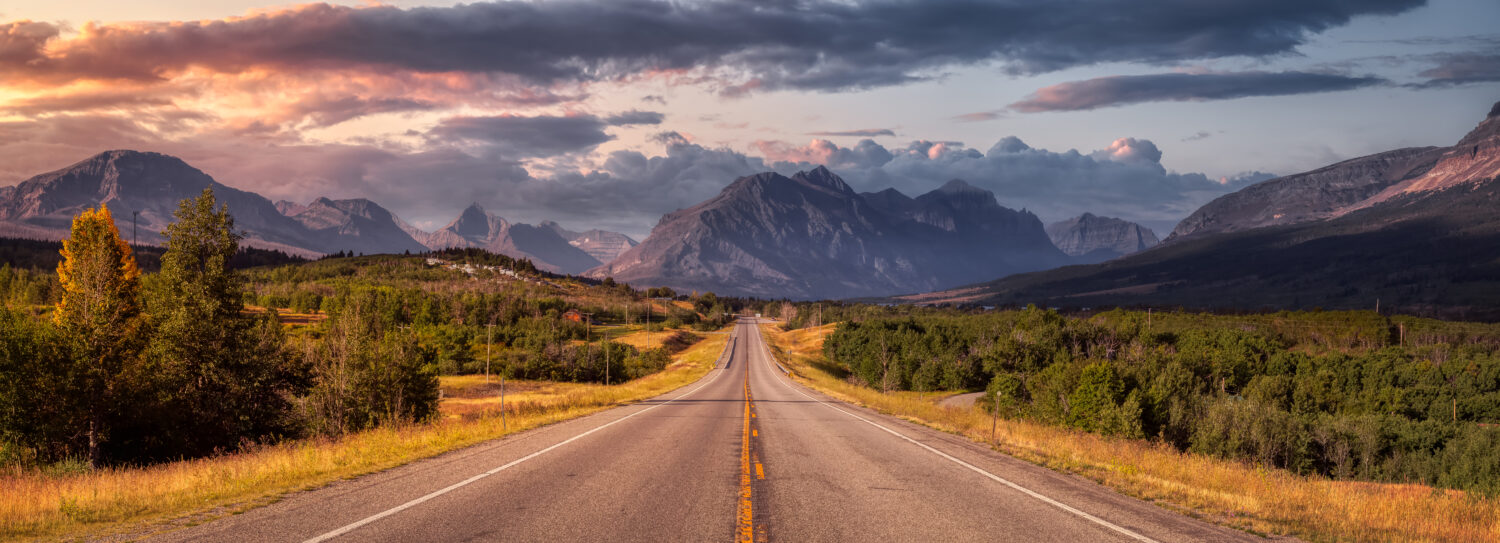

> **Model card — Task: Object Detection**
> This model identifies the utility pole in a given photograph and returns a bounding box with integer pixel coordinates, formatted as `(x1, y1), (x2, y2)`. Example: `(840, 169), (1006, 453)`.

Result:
(486, 323), (493, 384)
(991, 392), (1000, 445)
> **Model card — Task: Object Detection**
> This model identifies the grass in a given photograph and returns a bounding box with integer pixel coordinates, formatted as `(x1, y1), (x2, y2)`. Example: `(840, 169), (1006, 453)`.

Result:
(0, 329), (729, 542)
(759, 323), (1500, 543)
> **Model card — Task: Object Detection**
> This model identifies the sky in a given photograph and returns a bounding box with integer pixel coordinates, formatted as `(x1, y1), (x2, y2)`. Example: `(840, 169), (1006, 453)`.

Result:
(1, 0), (1497, 239)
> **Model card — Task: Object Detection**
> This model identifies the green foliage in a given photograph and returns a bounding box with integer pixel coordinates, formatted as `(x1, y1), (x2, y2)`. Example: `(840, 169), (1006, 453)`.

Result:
(302, 302), (439, 435)
(123, 189), (311, 460)
(0, 308), (74, 463)
(825, 307), (1500, 494)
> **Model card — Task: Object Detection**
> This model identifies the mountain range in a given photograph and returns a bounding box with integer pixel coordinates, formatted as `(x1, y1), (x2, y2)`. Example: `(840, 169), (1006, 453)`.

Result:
(906, 100), (1500, 319)
(589, 168), (1071, 299)
(11, 99), (1491, 309)
(0, 151), (625, 275)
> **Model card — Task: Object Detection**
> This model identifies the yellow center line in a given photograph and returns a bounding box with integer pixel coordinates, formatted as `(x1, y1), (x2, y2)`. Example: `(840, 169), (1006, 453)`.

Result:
(737, 357), (754, 542)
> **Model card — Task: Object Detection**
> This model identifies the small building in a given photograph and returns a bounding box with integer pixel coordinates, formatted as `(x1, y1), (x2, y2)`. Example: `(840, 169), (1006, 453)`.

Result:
(562, 309), (596, 324)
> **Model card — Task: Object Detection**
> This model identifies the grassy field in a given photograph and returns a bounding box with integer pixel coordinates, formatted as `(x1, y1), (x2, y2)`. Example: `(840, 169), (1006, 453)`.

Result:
(0, 328), (728, 542)
(758, 323), (1500, 543)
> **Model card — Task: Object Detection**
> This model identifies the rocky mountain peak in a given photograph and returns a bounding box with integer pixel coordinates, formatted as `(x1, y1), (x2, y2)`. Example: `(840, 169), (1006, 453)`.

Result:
(790, 165), (853, 194)
(592, 169), (1069, 299)
(1047, 213), (1159, 262)
(449, 202), (501, 240)
(934, 178), (989, 196)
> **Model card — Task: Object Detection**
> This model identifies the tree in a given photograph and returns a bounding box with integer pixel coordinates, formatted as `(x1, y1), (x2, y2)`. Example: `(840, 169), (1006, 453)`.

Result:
(134, 189), (307, 459)
(54, 204), (144, 467)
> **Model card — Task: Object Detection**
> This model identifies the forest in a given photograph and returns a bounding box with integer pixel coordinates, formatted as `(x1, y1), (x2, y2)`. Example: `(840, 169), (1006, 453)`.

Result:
(822, 307), (1500, 494)
(0, 190), (742, 469)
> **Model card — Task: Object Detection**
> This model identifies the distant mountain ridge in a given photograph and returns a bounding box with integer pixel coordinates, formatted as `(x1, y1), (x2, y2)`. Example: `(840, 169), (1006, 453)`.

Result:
(0, 150), (623, 273)
(1169, 146), (1445, 240)
(542, 221), (638, 264)
(907, 100), (1500, 319)
(591, 166), (1069, 299)
(1046, 213), (1159, 263)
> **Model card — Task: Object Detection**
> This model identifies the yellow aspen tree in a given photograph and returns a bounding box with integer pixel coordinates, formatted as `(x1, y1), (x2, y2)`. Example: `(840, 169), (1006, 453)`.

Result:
(54, 204), (143, 467)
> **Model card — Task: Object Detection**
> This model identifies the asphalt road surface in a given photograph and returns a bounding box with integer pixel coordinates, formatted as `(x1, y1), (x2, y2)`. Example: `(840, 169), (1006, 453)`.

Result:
(152, 319), (1271, 542)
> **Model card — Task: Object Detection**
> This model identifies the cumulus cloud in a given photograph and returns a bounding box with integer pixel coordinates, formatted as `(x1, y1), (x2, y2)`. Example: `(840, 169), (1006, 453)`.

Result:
(806, 128), (896, 137)
(0, 0), (1423, 94)
(1010, 71), (1388, 112)
(0, 110), (1277, 240)
(744, 134), (1272, 233)
(754, 139), (895, 170)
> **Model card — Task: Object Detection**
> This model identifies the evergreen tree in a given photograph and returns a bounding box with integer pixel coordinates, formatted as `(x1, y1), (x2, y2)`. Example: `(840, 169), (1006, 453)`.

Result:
(54, 204), (143, 467)
(134, 189), (307, 459)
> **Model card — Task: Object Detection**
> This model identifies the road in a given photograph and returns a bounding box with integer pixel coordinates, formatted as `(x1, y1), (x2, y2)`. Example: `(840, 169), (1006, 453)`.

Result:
(152, 319), (1269, 542)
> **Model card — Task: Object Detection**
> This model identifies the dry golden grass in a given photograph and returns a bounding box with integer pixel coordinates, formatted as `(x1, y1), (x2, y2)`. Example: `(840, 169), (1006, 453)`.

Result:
(0, 330), (729, 542)
(759, 323), (1500, 543)
(243, 305), (326, 326)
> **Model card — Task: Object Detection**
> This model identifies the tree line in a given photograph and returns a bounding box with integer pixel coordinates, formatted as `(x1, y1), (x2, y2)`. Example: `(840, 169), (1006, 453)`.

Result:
(823, 307), (1500, 494)
(0, 190), (436, 467)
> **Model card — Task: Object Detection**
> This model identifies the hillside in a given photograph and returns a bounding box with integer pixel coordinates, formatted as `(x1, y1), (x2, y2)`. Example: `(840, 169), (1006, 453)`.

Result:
(907, 177), (1500, 320)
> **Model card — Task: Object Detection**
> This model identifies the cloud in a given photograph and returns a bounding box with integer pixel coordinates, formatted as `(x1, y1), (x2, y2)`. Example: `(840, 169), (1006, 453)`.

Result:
(604, 110), (665, 126)
(0, 109), (1280, 240)
(1413, 50), (1500, 87)
(640, 95), (667, 105)
(745, 135), (1273, 231)
(806, 128), (896, 137)
(952, 110), (1004, 122)
(1010, 71), (1388, 112)
(0, 0), (1424, 94)
(0, 86), (180, 115)
(1182, 131), (1214, 142)
(426, 114), (615, 158)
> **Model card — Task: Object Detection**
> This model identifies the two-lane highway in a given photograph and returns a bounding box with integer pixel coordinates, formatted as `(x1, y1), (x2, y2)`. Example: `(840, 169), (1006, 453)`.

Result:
(153, 319), (1269, 542)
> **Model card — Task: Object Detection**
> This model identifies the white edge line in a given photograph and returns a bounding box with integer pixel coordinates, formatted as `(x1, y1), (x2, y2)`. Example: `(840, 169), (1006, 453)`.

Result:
(748, 323), (1159, 543)
(302, 332), (736, 543)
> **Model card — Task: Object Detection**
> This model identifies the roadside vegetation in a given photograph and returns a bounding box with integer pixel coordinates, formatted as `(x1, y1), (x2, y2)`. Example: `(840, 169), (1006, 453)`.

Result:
(0, 191), (741, 540)
(0, 329), (727, 541)
(761, 310), (1500, 542)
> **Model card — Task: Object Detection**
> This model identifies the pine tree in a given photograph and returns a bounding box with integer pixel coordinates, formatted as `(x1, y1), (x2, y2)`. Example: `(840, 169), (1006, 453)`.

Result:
(54, 204), (143, 467)
(136, 189), (306, 458)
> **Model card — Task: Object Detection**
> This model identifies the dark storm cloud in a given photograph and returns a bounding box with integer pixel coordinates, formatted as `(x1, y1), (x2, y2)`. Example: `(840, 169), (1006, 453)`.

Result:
(1413, 50), (1500, 87)
(604, 110), (666, 126)
(1010, 71), (1388, 112)
(0, 0), (1425, 93)
(427, 115), (615, 158)
(806, 129), (896, 137)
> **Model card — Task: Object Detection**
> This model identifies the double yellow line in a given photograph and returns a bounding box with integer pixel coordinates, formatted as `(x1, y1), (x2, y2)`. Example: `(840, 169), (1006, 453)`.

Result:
(738, 349), (755, 542)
